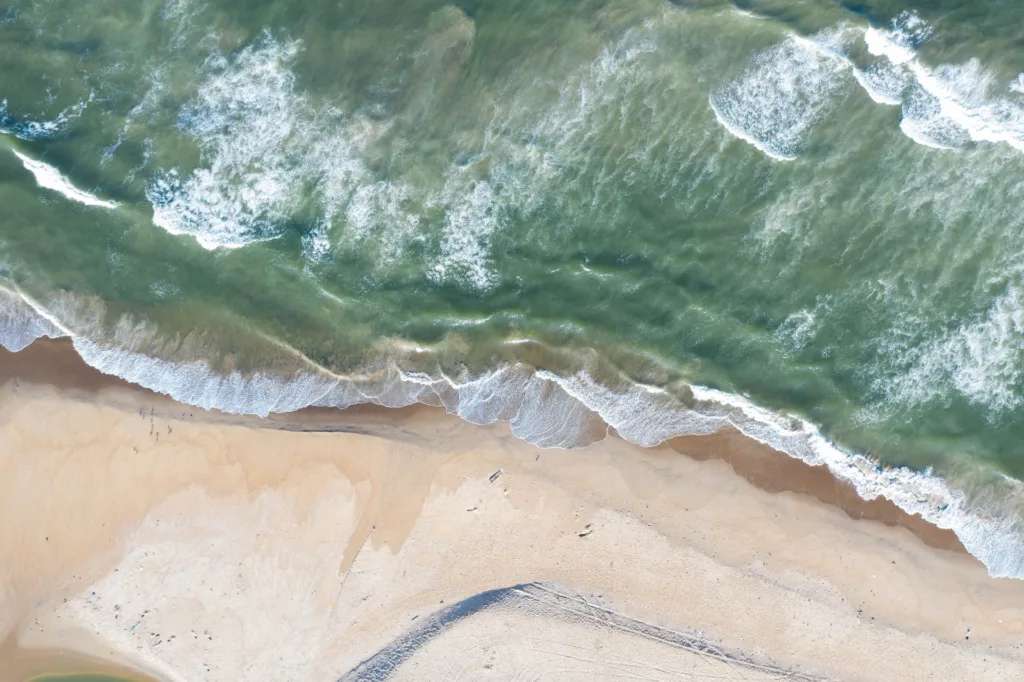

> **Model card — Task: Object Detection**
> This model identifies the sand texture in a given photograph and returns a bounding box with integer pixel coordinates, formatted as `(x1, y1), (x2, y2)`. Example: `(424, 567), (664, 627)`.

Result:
(1, 341), (1024, 681)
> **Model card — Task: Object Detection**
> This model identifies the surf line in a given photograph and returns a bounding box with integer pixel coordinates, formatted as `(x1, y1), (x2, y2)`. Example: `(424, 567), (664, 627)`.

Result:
(10, 148), (119, 209)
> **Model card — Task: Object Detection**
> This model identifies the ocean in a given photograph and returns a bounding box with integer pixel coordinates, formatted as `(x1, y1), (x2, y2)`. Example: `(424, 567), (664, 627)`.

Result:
(1, 0), (1023, 578)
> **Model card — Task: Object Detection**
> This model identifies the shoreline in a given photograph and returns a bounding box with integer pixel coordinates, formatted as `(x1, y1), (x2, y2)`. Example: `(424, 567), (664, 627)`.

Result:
(3, 338), (1024, 680)
(5, 280), (1022, 580)
(1, 337), (969, 555)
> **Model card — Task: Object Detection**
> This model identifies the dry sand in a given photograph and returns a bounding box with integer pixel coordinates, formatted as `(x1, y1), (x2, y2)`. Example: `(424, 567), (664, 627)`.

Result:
(1, 340), (1024, 681)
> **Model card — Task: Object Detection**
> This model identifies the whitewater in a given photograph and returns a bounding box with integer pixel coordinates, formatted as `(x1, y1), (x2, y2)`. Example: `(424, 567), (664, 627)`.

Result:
(3, 283), (1022, 581)
(4, 0), (1024, 596)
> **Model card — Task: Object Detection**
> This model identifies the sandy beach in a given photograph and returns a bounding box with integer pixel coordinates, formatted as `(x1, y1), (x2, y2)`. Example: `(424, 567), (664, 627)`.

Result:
(2, 339), (1024, 681)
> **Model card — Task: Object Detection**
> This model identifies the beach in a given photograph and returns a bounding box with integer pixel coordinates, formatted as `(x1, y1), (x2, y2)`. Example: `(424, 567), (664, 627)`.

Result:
(1, 339), (1023, 681)
(5, 0), (1024, 679)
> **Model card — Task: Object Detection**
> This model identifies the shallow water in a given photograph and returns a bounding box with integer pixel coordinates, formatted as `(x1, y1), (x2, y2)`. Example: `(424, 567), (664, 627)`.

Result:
(1, 0), (1024, 576)
(0, 640), (160, 682)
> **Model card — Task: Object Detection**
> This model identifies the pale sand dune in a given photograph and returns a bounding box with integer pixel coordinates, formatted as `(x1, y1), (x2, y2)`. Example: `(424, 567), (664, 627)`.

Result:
(1, 341), (1024, 681)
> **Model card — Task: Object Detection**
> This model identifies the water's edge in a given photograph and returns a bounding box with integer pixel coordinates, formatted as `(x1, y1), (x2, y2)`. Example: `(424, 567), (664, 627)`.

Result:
(3, 284), (1021, 581)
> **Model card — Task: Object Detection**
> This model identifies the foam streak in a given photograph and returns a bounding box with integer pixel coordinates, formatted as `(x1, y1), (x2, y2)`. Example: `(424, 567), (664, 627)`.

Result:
(12, 150), (118, 209)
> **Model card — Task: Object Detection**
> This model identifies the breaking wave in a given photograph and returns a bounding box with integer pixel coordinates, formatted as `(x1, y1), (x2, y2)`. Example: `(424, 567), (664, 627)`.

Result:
(0, 286), (63, 352)
(146, 35), (380, 250)
(140, 23), (511, 291)
(862, 12), (1024, 153)
(3, 285), (1023, 582)
(11, 150), (119, 210)
(709, 10), (1024, 159)
(0, 93), (95, 140)
(709, 34), (850, 160)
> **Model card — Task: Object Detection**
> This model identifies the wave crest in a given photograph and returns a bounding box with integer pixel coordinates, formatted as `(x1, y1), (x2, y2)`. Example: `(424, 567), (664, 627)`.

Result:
(709, 36), (849, 160)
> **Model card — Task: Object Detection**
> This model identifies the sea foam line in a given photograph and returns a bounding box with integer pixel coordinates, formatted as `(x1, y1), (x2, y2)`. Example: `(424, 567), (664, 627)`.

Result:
(711, 10), (1024, 158)
(11, 150), (118, 209)
(843, 17), (1024, 153)
(707, 31), (851, 162)
(707, 98), (797, 162)
(1, 287), (1023, 580)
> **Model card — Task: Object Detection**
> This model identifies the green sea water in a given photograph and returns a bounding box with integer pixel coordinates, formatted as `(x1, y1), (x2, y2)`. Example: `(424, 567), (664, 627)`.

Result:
(2, 0), (1024, 575)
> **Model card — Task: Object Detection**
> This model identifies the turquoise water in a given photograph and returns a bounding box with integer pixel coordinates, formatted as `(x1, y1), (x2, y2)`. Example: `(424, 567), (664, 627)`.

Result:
(2, 0), (1024, 575)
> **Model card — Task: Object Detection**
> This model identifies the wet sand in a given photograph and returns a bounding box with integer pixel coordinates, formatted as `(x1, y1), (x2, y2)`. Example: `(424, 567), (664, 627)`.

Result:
(0, 631), (160, 682)
(2, 339), (1024, 680)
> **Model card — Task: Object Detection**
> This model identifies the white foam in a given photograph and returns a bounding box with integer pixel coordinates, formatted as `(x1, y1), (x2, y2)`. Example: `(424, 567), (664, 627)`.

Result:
(147, 36), (379, 251)
(344, 181), (422, 264)
(864, 26), (917, 66)
(73, 336), (340, 416)
(898, 115), (966, 151)
(427, 138), (557, 291)
(884, 284), (1024, 414)
(774, 309), (818, 352)
(425, 30), (662, 290)
(146, 38), (310, 249)
(541, 29), (658, 151)
(711, 12), (1024, 156)
(0, 93), (94, 140)
(896, 79), (972, 149)
(3, 288), (1024, 578)
(144, 23), (661, 277)
(865, 11), (932, 64)
(707, 100), (796, 161)
(160, 0), (197, 23)
(905, 60), (1024, 152)
(301, 221), (332, 263)
(857, 13), (1024, 154)
(429, 177), (503, 291)
(709, 36), (849, 160)
(12, 150), (118, 209)
(0, 285), (64, 352)
(685, 384), (1024, 578)
(851, 62), (908, 106)
(144, 34), (428, 261)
